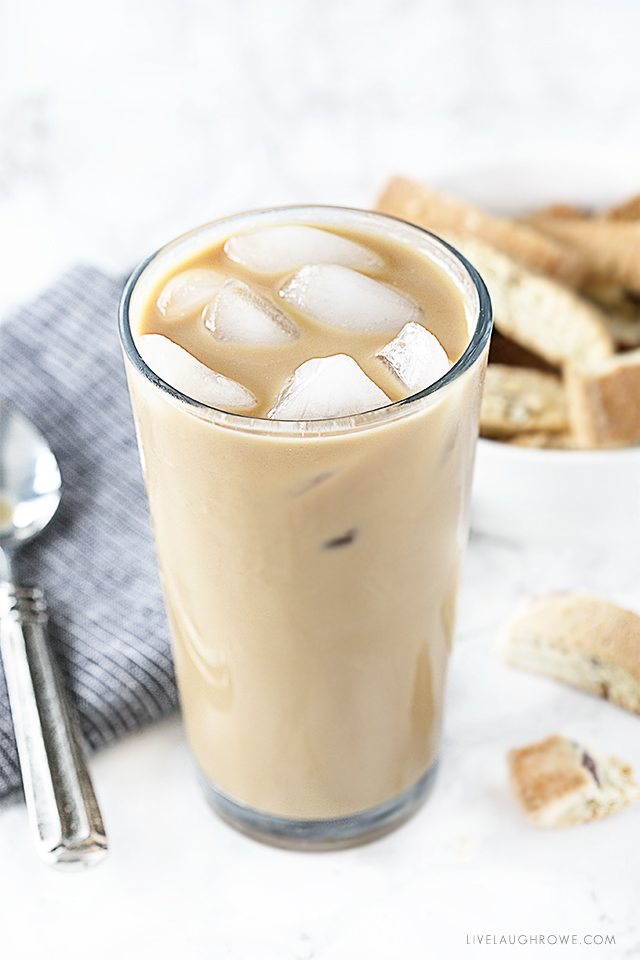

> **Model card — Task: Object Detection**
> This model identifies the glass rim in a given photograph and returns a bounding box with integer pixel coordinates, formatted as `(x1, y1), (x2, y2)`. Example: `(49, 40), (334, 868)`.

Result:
(118, 205), (493, 437)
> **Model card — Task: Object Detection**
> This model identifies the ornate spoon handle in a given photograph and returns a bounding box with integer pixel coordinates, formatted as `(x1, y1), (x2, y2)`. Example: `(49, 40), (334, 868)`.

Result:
(0, 584), (108, 868)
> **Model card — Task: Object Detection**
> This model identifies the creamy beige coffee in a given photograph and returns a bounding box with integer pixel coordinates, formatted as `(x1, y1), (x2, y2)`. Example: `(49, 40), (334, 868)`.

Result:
(121, 208), (490, 841)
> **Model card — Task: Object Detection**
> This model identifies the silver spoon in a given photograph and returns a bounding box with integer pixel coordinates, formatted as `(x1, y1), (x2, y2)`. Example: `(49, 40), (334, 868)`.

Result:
(0, 400), (107, 868)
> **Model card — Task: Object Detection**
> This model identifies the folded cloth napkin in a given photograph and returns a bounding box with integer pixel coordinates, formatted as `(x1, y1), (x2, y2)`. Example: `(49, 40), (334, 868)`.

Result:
(0, 265), (178, 800)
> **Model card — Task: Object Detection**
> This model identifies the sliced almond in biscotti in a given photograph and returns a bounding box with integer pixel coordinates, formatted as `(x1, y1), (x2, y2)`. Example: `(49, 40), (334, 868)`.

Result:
(503, 593), (640, 714)
(565, 348), (640, 446)
(375, 177), (586, 286)
(481, 365), (567, 438)
(508, 734), (640, 827)
(529, 217), (640, 291)
(443, 234), (614, 366)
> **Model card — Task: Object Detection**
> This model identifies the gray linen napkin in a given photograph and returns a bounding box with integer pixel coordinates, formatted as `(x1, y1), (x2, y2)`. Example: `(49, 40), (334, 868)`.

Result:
(0, 265), (178, 800)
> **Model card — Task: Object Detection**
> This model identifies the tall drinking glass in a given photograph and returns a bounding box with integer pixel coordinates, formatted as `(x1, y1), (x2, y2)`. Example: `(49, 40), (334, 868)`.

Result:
(119, 207), (492, 848)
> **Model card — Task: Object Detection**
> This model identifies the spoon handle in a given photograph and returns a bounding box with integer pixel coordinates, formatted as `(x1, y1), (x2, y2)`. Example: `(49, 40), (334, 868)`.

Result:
(0, 584), (108, 868)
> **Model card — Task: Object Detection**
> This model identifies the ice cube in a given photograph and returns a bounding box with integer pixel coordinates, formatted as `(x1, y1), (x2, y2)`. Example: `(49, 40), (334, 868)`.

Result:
(280, 265), (422, 333)
(268, 354), (390, 420)
(137, 335), (257, 410)
(156, 268), (224, 321)
(203, 279), (298, 344)
(377, 321), (450, 393)
(224, 225), (384, 276)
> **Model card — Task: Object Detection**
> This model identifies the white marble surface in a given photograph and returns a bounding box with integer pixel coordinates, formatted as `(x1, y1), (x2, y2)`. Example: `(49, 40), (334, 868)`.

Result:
(2, 1), (640, 957)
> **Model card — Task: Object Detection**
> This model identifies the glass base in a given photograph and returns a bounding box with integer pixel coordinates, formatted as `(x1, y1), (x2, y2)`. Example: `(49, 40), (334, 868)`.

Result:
(199, 762), (438, 850)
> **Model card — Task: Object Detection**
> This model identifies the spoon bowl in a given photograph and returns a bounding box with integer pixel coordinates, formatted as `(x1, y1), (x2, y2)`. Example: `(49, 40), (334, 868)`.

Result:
(0, 402), (61, 551)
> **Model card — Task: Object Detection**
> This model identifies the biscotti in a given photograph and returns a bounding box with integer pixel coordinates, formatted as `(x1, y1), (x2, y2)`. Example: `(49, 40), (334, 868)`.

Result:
(503, 593), (640, 714)
(606, 193), (640, 221)
(375, 177), (586, 285)
(374, 176), (640, 451)
(529, 217), (640, 291)
(481, 365), (567, 437)
(508, 734), (640, 827)
(565, 349), (640, 446)
(442, 234), (614, 367)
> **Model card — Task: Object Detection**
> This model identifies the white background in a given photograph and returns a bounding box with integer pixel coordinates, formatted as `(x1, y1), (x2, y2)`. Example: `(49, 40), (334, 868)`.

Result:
(1, 1), (640, 958)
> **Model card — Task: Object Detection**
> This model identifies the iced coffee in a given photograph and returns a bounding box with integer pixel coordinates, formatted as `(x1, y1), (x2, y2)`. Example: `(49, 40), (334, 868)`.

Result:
(119, 207), (491, 847)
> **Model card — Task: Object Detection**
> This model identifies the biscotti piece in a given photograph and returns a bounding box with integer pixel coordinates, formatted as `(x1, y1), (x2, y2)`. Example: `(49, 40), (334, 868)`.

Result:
(508, 734), (640, 827)
(537, 203), (590, 219)
(442, 234), (614, 367)
(606, 193), (640, 221)
(375, 177), (586, 285)
(565, 349), (640, 446)
(504, 593), (640, 713)
(481, 365), (567, 437)
(529, 217), (640, 291)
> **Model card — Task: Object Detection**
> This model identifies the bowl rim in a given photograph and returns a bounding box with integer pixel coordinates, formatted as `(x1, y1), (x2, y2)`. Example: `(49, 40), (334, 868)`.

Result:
(478, 436), (640, 463)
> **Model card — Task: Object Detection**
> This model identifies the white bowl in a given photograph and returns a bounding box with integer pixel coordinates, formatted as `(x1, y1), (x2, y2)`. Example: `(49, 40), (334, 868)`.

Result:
(437, 156), (640, 543)
(472, 443), (640, 543)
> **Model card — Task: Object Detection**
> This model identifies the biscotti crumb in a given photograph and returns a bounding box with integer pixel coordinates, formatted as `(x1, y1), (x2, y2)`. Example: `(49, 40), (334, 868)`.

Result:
(508, 734), (639, 827)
